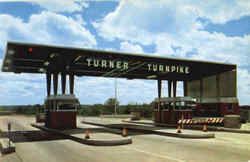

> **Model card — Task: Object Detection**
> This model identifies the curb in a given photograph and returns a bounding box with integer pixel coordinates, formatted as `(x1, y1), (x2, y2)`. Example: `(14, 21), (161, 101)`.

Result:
(81, 121), (215, 139)
(78, 137), (132, 146)
(123, 120), (250, 134)
(31, 124), (132, 146)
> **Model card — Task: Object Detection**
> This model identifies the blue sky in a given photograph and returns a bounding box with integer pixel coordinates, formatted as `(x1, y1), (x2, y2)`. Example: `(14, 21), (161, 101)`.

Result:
(0, 0), (249, 105)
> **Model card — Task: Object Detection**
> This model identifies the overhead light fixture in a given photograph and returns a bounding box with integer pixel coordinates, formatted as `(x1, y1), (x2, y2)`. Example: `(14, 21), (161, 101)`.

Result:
(147, 75), (157, 79)
(5, 59), (11, 64)
(44, 61), (49, 66)
(7, 49), (15, 55)
(50, 53), (56, 58)
(39, 68), (46, 73)
(28, 48), (33, 52)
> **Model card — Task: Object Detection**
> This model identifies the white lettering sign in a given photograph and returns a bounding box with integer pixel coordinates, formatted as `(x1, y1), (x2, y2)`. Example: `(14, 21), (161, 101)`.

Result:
(85, 58), (190, 74)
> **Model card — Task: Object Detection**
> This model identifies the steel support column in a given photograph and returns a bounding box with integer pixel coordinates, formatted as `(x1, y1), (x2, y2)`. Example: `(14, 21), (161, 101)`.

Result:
(61, 73), (66, 94)
(46, 72), (51, 96)
(53, 73), (58, 95)
(69, 74), (74, 94)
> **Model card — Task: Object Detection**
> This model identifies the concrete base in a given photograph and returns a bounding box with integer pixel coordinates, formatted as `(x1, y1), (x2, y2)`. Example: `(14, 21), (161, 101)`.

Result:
(36, 114), (45, 123)
(224, 115), (241, 129)
(0, 139), (15, 154)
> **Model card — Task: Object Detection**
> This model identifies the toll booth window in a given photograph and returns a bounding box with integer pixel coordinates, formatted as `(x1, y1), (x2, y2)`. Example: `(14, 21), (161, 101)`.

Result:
(163, 102), (169, 110)
(227, 104), (233, 112)
(188, 103), (196, 110)
(160, 102), (165, 107)
(175, 102), (180, 110)
(186, 102), (195, 110)
(58, 104), (75, 110)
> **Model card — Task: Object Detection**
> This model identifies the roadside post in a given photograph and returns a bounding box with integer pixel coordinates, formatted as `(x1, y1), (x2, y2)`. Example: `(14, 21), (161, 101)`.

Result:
(8, 122), (11, 148)
(182, 112), (184, 130)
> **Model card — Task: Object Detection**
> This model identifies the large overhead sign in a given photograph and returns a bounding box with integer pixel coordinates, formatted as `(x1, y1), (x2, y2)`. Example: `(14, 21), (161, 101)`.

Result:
(2, 42), (236, 81)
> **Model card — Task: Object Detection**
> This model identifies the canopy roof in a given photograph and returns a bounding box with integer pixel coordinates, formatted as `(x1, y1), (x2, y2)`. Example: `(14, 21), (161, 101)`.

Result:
(2, 42), (236, 81)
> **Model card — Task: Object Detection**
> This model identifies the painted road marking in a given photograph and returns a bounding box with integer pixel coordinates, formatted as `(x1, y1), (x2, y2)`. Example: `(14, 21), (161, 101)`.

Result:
(127, 147), (186, 162)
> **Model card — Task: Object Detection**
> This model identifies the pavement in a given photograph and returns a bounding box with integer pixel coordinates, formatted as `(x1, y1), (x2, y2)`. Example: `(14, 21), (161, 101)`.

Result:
(82, 117), (215, 139)
(0, 115), (250, 162)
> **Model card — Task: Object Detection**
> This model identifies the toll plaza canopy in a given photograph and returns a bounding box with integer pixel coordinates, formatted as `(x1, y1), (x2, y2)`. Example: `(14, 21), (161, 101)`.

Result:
(2, 42), (236, 81)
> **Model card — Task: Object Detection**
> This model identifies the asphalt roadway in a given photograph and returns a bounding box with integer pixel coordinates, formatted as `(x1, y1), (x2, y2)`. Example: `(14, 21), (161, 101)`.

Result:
(0, 116), (250, 162)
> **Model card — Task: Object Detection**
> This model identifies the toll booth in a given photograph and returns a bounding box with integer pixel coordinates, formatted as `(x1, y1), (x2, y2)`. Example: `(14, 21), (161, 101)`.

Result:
(45, 95), (79, 129)
(153, 97), (195, 124)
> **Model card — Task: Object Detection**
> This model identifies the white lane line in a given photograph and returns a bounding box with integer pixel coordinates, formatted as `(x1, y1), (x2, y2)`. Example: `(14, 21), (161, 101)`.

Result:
(127, 147), (186, 162)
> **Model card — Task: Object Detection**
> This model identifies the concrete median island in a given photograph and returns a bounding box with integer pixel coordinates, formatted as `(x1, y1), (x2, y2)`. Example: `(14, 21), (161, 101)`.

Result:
(81, 120), (215, 139)
(31, 123), (132, 146)
(123, 119), (250, 134)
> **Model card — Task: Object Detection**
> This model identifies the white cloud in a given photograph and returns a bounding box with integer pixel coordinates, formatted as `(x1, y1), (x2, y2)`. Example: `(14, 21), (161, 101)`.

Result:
(190, 0), (250, 24)
(95, 0), (250, 43)
(35, 0), (89, 13)
(0, 11), (96, 50)
(0, 11), (97, 105)
(120, 41), (144, 54)
(94, 0), (250, 64)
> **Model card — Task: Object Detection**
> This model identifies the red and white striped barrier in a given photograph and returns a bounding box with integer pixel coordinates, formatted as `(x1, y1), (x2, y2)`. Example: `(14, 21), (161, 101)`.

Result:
(178, 118), (224, 125)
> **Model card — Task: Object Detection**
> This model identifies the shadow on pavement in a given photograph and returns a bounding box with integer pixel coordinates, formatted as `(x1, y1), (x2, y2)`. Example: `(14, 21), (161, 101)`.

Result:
(0, 130), (67, 143)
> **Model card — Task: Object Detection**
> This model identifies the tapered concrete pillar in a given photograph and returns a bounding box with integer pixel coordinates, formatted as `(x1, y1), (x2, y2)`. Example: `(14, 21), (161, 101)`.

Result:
(46, 72), (51, 96)
(61, 73), (66, 94)
(53, 73), (58, 95)
(158, 80), (162, 99)
(173, 80), (177, 97)
(69, 74), (74, 94)
(157, 80), (162, 122)
(183, 81), (187, 96)
(168, 80), (172, 97)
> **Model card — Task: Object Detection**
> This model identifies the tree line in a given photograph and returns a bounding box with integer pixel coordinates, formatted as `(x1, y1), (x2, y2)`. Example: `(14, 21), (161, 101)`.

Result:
(0, 98), (153, 118)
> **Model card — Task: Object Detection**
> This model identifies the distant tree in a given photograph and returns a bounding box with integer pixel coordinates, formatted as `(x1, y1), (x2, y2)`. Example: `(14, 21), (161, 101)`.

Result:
(104, 98), (119, 114)
(128, 102), (137, 105)
(104, 98), (119, 106)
